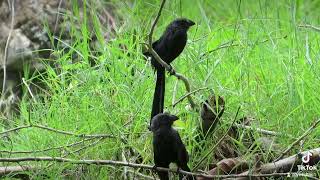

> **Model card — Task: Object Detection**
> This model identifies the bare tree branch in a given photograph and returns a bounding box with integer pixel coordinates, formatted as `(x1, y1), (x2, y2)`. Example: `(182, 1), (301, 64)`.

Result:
(201, 35), (287, 58)
(1, 0), (15, 96)
(298, 24), (320, 32)
(233, 123), (280, 136)
(0, 165), (34, 176)
(0, 137), (99, 154)
(0, 125), (31, 135)
(0, 124), (123, 141)
(274, 118), (320, 162)
(235, 147), (320, 180)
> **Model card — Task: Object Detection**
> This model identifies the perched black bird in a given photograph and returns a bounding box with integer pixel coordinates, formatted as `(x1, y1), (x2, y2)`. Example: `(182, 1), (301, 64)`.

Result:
(150, 113), (194, 180)
(144, 18), (195, 125)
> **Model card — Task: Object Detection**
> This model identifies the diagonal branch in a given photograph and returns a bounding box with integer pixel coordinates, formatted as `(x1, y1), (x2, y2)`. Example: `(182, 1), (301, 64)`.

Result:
(273, 118), (320, 162)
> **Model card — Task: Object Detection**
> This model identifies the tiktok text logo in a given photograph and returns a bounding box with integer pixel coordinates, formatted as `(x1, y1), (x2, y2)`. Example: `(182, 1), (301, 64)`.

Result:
(297, 151), (318, 171)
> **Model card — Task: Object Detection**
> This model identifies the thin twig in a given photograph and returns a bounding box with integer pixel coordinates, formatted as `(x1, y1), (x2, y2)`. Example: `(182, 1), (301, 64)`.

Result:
(66, 137), (104, 156)
(145, 0), (197, 110)
(0, 125), (31, 136)
(122, 150), (128, 180)
(22, 78), (36, 103)
(0, 124), (123, 141)
(2, 0), (15, 96)
(192, 106), (241, 171)
(201, 35), (288, 58)
(274, 118), (320, 162)
(174, 73), (196, 109)
(298, 24), (320, 32)
(0, 156), (314, 179)
(172, 87), (208, 107)
(305, 34), (312, 65)
(148, 0), (166, 47)
(171, 80), (179, 106)
(53, 0), (63, 34)
(32, 124), (118, 139)
(233, 123), (280, 136)
(233, 123), (320, 143)
(0, 137), (100, 154)
(45, 137), (104, 169)
(200, 40), (238, 58)
(127, 169), (156, 180)
(0, 165), (34, 176)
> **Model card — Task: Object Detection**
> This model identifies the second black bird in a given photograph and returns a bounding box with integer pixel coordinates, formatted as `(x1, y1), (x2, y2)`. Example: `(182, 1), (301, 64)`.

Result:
(150, 113), (194, 180)
(144, 18), (195, 125)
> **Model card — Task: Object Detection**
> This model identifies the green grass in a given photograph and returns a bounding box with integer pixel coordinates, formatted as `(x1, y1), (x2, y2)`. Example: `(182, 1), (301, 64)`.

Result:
(1, 0), (320, 178)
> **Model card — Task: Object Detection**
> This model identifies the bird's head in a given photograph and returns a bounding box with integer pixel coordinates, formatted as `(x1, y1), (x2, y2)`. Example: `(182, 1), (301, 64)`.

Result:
(150, 112), (179, 132)
(169, 18), (195, 31)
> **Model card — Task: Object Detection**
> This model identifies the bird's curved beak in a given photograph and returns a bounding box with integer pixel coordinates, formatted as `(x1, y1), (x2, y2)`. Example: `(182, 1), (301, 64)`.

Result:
(187, 20), (195, 27)
(170, 115), (179, 121)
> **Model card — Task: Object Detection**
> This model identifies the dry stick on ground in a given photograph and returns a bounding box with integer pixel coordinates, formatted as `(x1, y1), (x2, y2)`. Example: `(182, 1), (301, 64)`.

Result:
(144, 0), (197, 110)
(234, 147), (320, 180)
(298, 24), (320, 32)
(0, 156), (316, 179)
(1, 0), (15, 96)
(192, 106), (241, 171)
(274, 118), (320, 162)
(0, 165), (34, 176)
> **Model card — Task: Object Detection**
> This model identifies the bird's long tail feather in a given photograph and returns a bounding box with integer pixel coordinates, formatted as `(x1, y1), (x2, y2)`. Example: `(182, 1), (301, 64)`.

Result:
(150, 68), (165, 125)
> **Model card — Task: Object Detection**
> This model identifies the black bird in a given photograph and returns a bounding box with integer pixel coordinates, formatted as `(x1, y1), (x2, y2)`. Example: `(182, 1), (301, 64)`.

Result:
(150, 113), (194, 180)
(144, 18), (195, 125)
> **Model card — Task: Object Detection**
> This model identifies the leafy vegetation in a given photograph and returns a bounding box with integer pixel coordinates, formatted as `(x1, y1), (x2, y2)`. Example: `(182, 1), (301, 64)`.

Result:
(1, 0), (320, 178)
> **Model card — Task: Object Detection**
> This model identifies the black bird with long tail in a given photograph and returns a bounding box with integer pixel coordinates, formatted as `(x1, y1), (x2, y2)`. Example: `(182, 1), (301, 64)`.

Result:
(144, 18), (195, 126)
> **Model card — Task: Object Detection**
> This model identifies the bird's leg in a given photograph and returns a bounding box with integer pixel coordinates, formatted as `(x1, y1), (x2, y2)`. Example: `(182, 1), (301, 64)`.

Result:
(177, 167), (185, 180)
(168, 65), (176, 75)
(152, 165), (158, 173)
